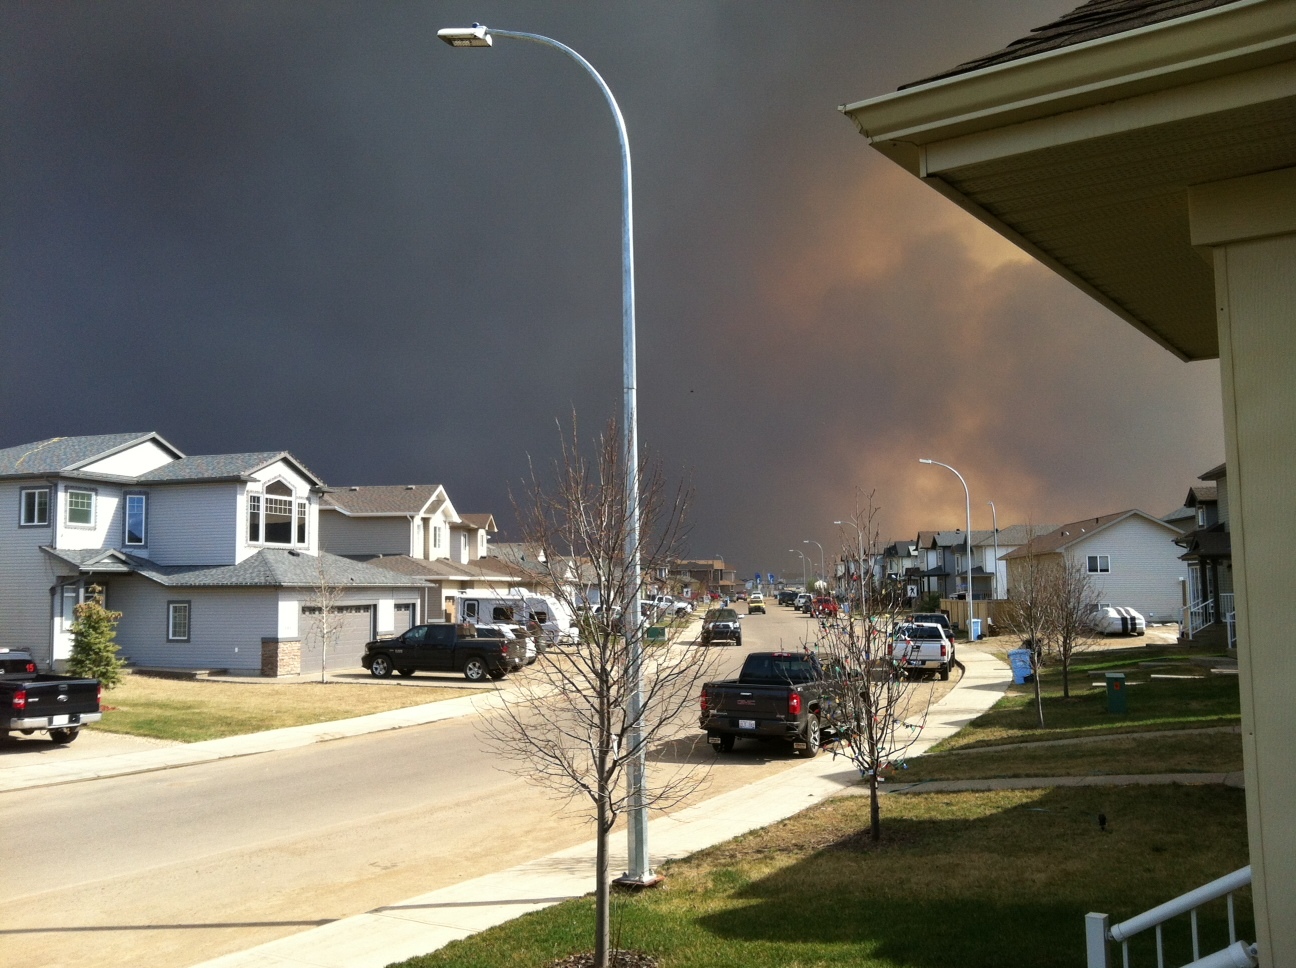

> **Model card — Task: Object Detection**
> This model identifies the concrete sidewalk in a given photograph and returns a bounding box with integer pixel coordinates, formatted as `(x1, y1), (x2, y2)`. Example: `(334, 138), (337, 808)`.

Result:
(186, 644), (1015, 968)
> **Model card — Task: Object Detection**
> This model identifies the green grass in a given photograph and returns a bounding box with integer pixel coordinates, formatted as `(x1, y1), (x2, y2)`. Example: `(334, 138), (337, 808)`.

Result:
(93, 675), (478, 742)
(900, 729), (1243, 781)
(931, 646), (1240, 752)
(394, 785), (1252, 968)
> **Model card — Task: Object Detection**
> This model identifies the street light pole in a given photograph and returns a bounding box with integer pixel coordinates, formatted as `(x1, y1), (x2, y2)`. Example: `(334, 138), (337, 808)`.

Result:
(789, 549), (808, 588)
(804, 539), (825, 589)
(988, 500), (1000, 601)
(834, 519), (865, 615)
(439, 24), (652, 885)
(919, 459), (974, 638)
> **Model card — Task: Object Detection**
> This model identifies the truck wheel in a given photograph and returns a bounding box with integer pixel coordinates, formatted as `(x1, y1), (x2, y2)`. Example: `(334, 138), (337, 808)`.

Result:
(369, 655), (393, 678)
(798, 715), (821, 758)
(463, 657), (489, 681)
(49, 727), (80, 745)
(715, 733), (735, 753)
(734, 635), (742, 648)
(940, 663), (951, 681)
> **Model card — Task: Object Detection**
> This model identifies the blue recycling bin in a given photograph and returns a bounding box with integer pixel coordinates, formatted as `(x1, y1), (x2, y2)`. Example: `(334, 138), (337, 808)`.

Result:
(1008, 648), (1035, 684)
(970, 618), (982, 641)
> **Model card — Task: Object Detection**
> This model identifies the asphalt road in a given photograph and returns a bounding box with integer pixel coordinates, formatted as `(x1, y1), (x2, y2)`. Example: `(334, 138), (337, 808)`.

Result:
(0, 601), (825, 968)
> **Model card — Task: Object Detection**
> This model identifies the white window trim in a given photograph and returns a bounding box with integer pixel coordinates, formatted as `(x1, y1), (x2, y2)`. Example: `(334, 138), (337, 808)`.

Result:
(167, 601), (191, 642)
(246, 483), (308, 548)
(65, 487), (97, 529)
(1087, 554), (1111, 574)
(19, 487), (50, 527)
(123, 492), (148, 546)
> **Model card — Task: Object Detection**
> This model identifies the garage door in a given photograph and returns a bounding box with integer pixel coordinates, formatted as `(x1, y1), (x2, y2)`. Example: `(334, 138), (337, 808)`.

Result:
(393, 603), (416, 634)
(300, 604), (375, 674)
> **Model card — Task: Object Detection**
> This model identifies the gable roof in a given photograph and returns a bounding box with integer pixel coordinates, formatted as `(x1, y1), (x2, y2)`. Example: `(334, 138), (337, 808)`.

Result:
(320, 485), (447, 517)
(906, 0), (1248, 88)
(974, 524), (1061, 547)
(136, 452), (323, 486)
(455, 513), (497, 532)
(1002, 510), (1179, 558)
(1199, 463), (1228, 482)
(1185, 484), (1219, 506)
(0, 433), (178, 479)
(42, 548), (422, 588)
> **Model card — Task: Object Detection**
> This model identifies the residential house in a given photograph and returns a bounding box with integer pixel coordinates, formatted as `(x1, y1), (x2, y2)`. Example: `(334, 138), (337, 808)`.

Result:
(1174, 464), (1234, 644)
(0, 433), (422, 676)
(973, 524), (1058, 603)
(319, 486), (532, 620)
(880, 539), (919, 599)
(915, 530), (997, 601)
(1002, 510), (1187, 622)
(843, 0), (1296, 951)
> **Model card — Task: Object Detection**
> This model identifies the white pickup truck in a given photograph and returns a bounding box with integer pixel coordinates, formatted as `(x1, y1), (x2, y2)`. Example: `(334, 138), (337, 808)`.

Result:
(890, 622), (957, 681)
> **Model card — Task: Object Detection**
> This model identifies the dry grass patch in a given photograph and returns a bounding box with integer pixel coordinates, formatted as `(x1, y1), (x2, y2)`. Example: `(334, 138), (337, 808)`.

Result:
(902, 730), (1243, 781)
(93, 674), (479, 742)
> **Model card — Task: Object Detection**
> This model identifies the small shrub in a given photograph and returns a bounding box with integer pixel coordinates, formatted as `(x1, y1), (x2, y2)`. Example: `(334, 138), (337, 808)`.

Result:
(69, 598), (126, 688)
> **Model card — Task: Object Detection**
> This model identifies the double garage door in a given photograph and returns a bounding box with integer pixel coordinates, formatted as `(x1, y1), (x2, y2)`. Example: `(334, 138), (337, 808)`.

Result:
(298, 604), (417, 674)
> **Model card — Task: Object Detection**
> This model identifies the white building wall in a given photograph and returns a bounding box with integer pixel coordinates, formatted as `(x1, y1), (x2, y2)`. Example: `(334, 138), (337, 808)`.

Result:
(79, 439), (177, 478)
(148, 483), (239, 565)
(0, 482), (78, 663)
(111, 579), (279, 673)
(317, 513), (412, 557)
(1067, 515), (1187, 622)
(55, 481), (122, 551)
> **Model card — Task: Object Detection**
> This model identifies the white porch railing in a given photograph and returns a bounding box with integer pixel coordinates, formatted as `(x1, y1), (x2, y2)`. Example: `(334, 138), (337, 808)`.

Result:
(1221, 593), (1236, 649)
(1183, 598), (1215, 639)
(1086, 866), (1254, 968)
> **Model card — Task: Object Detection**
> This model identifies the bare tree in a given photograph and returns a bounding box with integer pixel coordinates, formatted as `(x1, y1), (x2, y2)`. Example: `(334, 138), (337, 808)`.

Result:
(304, 548), (345, 684)
(816, 496), (939, 842)
(1000, 526), (1054, 728)
(1045, 557), (1100, 699)
(484, 419), (717, 968)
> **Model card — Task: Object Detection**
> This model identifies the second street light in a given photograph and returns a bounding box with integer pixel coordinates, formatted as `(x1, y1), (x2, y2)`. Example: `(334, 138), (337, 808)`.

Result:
(789, 549), (808, 588)
(438, 23), (652, 887)
(919, 458), (974, 638)
(804, 539), (825, 589)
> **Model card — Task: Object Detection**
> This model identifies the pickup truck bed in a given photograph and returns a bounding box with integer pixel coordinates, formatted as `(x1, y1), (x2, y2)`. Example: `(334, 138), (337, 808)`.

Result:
(1, 668), (102, 745)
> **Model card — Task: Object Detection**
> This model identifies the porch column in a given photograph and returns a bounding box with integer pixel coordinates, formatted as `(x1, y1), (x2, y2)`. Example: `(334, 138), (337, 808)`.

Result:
(1190, 165), (1296, 967)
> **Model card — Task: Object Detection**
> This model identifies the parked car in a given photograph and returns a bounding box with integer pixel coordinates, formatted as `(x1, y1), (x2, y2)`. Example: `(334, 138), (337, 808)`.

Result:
(909, 611), (954, 638)
(811, 596), (839, 618)
(794, 593), (812, 612)
(777, 589), (799, 607)
(474, 623), (534, 667)
(1, 649), (102, 744)
(1090, 605), (1147, 636)
(748, 593), (766, 615)
(700, 608), (743, 647)
(890, 622), (956, 680)
(699, 651), (850, 756)
(362, 623), (523, 681)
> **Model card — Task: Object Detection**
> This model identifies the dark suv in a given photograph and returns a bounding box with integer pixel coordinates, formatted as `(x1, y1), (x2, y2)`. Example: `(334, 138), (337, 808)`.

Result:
(362, 623), (523, 681)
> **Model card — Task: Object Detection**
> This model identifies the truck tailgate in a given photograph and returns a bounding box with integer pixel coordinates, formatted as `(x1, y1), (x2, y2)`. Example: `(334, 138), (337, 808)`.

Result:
(5, 676), (100, 721)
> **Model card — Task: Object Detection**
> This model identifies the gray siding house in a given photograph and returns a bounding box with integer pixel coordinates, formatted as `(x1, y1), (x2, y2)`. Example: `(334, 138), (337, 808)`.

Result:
(0, 433), (422, 675)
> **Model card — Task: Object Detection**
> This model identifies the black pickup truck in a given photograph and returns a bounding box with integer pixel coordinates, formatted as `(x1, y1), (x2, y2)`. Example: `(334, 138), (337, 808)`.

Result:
(362, 623), (524, 682)
(699, 651), (847, 757)
(1, 649), (102, 744)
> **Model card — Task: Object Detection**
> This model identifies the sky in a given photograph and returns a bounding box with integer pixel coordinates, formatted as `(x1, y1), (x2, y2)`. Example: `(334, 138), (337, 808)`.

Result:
(0, 1), (1226, 580)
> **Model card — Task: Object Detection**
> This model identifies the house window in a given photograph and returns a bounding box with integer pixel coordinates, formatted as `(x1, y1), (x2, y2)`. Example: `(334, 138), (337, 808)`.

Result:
(248, 494), (261, 543)
(248, 482), (299, 546)
(167, 601), (191, 642)
(434, 525), (442, 549)
(1087, 555), (1111, 574)
(124, 493), (147, 546)
(19, 488), (49, 526)
(296, 501), (308, 544)
(66, 489), (95, 527)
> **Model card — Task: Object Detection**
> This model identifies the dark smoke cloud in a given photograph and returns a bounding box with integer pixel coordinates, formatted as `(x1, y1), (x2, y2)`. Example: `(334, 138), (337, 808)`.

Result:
(0, 1), (1223, 578)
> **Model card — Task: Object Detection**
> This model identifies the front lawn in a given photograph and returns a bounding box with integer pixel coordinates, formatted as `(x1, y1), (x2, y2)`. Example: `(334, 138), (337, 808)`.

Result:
(932, 646), (1240, 751)
(395, 785), (1251, 968)
(92, 674), (478, 742)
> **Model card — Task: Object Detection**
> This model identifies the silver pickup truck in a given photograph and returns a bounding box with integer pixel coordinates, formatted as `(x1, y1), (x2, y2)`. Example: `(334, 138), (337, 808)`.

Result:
(890, 623), (957, 681)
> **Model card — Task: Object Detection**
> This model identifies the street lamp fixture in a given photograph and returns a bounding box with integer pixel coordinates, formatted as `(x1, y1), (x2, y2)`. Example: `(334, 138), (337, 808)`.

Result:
(440, 22), (651, 886)
(919, 459), (974, 638)
(987, 500), (1000, 601)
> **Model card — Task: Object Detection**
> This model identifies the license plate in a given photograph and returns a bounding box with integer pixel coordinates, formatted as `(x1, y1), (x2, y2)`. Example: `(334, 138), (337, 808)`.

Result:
(50, 715), (69, 727)
(739, 719), (755, 730)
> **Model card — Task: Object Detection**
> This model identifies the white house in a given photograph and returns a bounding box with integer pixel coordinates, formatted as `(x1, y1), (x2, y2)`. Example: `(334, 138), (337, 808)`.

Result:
(1001, 510), (1186, 622)
(0, 433), (422, 675)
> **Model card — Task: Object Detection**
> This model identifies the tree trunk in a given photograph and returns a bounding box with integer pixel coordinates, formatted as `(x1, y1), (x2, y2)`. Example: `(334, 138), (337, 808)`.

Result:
(1061, 648), (1071, 699)
(1032, 639), (1045, 729)
(869, 770), (881, 842)
(595, 791), (611, 968)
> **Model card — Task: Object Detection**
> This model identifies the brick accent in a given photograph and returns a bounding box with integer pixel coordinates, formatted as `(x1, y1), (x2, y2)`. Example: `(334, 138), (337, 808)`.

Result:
(261, 637), (302, 677)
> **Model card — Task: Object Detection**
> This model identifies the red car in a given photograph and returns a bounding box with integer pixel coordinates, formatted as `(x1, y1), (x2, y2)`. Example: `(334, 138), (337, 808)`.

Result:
(811, 597), (839, 617)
